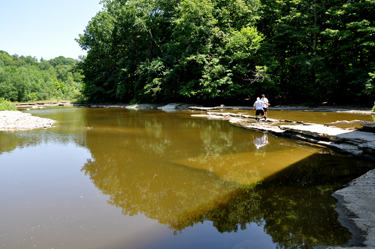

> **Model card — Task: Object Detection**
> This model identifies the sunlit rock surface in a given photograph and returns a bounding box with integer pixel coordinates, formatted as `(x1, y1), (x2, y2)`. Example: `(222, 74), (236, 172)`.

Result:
(279, 124), (375, 160)
(189, 105), (375, 115)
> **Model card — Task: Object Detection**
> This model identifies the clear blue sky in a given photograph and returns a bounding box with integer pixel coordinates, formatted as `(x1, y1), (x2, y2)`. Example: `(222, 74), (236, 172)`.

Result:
(0, 0), (103, 61)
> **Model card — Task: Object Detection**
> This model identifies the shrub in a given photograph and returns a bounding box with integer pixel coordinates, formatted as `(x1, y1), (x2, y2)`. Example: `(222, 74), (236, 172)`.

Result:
(0, 98), (16, 111)
(304, 101), (318, 107)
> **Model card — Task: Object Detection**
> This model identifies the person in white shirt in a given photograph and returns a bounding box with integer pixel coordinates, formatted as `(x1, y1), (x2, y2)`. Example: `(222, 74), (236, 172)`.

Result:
(253, 97), (265, 122)
(261, 94), (270, 120)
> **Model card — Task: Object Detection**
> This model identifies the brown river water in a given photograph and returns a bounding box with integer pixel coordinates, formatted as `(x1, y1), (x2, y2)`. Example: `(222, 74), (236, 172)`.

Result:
(0, 107), (374, 249)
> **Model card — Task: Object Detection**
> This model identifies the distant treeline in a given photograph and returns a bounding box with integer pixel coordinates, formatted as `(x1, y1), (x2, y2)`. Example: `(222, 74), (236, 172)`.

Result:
(0, 51), (83, 102)
(76, 0), (375, 105)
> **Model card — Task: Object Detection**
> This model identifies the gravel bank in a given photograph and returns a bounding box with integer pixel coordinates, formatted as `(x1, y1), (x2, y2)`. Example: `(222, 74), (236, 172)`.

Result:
(0, 111), (57, 130)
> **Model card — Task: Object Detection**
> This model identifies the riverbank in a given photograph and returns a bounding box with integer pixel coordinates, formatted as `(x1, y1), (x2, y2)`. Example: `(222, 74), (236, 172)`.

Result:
(0, 111), (56, 130)
(327, 169), (375, 249)
(73, 102), (375, 115)
(15, 101), (72, 108)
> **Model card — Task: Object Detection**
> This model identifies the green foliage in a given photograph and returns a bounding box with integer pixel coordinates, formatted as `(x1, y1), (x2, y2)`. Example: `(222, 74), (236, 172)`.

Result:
(75, 97), (90, 104)
(76, 0), (265, 103)
(0, 52), (84, 102)
(0, 98), (16, 111)
(257, 0), (375, 103)
(75, 0), (375, 104)
(48, 56), (77, 67)
(372, 102), (375, 112)
(304, 101), (319, 107)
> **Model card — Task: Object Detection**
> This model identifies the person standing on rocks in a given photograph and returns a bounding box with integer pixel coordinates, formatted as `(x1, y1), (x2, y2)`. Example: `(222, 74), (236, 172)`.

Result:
(253, 97), (265, 122)
(261, 94), (270, 120)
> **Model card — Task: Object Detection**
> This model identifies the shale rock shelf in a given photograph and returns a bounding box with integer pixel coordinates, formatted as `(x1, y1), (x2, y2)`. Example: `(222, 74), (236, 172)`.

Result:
(191, 111), (375, 161)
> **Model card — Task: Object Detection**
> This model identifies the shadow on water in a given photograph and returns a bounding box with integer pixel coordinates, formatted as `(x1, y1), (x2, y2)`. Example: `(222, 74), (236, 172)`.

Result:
(1, 107), (374, 249)
(206, 153), (369, 248)
(76, 108), (372, 248)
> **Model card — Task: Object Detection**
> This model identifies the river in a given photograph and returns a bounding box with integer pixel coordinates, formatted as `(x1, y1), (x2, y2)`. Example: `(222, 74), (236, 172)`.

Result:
(0, 107), (373, 249)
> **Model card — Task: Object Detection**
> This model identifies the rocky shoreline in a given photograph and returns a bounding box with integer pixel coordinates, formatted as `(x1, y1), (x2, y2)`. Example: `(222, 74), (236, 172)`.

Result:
(15, 101), (72, 108)
(327, 169), (375, 249)
(0, 111), (56, 130)
(186, 105), (375, 249)
(191, 110), (375, 161)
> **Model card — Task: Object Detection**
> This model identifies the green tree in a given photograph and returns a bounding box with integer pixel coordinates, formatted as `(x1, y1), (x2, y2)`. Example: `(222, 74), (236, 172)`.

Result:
(0, 51), (84, 102)
(257, 0), (375, 103)
(77, 0), (265, 103)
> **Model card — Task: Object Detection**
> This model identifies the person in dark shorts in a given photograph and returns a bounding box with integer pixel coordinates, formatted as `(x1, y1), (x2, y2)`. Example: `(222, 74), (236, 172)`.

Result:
(261, 94), (270, 120)
(253, 97), (265, 122)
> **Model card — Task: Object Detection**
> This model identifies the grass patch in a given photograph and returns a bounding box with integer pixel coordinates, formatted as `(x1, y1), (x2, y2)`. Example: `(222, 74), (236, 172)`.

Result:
(0, 98), (17, 111)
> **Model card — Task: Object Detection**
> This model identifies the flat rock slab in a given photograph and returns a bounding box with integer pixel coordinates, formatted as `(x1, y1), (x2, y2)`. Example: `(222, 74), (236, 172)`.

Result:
(327, 169), (375, 249)
(189, 105), (375, 115)
(279, 124), (375, 159)
(0, 111), (56, 130)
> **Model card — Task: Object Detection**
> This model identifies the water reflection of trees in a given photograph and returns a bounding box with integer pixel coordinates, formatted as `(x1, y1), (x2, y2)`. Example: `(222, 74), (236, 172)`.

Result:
(0, 107), (88, 155)
(2, 108), (372, 248)
(80, 110), (374, 248)
(205, 154), (373, 248)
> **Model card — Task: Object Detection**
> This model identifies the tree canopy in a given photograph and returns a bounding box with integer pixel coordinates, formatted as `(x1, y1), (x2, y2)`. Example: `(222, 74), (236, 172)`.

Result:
(76, 0), (375, 105)
(2, 0), (373, 105)
(76, 0), (267, 104)
(0, 51), (83, 102)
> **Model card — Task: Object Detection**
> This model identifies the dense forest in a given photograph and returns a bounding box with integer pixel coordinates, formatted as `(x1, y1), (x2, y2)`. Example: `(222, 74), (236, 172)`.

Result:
(1, 0), (374, 105)
(76, 0), (375, 105)
(0, 51), (83, 102)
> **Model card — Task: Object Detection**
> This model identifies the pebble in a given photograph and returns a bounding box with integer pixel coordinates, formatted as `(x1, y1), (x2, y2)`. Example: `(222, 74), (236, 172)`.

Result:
(0, 111), (57, 130)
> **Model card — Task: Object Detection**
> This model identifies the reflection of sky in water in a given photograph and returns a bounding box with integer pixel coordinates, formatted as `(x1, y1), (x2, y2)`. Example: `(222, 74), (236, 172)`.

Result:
(0, 107), (373, 249)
